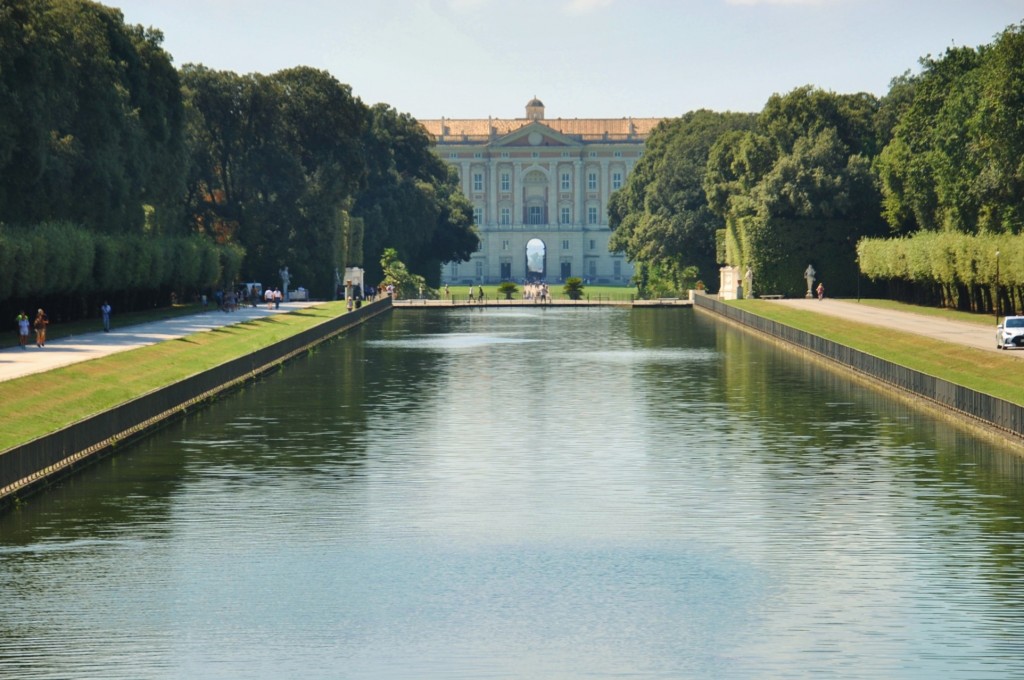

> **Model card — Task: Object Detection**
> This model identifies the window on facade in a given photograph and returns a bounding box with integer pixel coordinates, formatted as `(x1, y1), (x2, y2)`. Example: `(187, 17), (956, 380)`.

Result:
(589, 239), (596, 250)
(477, 239), (484, 252)
(562, 240), (570, 250)
(560, 207), (571, 225)
(614, 260), (622, 277)
(531, 152), (540, 158)
(500, 173), (510, 192)
(500, 207), (510, 225)
(528, 206), (544, 225)
(474, 152), (483, 159)
(589, 260), (597, 277)
(612, 172), (623, 190)
(588, 206), (598, 225)
(451, 263), (459, 277)
(587, 172), (597, 191)
(561, 172), (571, 191)
(501, 152), (510, 158)
(475, 260), (483, 278)
(614, 151), (622, 158)
(589, 151), (597, 158)
(502, 240), (510, 251)
(473, 173), (483, 192)
(473, 207), (483, 225)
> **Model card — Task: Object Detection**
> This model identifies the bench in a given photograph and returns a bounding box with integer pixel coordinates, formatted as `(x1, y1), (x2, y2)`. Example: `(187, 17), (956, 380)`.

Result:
(759, 294), (784, 300)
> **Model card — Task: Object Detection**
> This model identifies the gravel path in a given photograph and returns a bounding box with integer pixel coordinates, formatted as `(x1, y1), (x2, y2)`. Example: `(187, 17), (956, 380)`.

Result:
(767, 298), (1020, 357)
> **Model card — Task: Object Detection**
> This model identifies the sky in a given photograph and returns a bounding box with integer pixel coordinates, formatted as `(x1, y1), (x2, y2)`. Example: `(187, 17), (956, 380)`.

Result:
(109, 0), (1024, 120)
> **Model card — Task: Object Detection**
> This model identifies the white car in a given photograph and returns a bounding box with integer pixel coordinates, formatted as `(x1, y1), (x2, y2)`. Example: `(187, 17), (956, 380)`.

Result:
(996, 316), (1024, 349)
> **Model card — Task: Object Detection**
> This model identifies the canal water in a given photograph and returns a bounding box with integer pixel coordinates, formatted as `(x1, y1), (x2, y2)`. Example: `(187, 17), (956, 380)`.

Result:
(2, 307), (1023, 679)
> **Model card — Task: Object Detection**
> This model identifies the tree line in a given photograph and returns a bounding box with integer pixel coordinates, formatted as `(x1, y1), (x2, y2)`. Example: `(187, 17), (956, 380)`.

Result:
(0, 0), (477, 322)
(611, 21), (1024, 311)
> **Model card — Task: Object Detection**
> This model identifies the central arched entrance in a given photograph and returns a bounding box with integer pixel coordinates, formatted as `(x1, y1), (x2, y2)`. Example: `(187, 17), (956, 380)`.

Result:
(525, 238), (546, 281)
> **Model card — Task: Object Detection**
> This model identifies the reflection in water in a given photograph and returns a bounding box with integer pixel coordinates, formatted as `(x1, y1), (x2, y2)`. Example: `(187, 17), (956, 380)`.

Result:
(2, 308), (1024, 679)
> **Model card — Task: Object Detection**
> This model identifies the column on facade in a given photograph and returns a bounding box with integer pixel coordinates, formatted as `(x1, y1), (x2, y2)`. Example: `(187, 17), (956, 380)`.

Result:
(600, 158), (610, 226)
(461, 161), (471, 195)
(513, 164), (523, 227)
(574, 159), (584, 227)
(547, 162), (558, 227)
(488, 158), (498, 228)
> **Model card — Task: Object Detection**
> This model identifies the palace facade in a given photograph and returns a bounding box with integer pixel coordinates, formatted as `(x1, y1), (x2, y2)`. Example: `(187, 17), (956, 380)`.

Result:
(419, 99), (661, 285)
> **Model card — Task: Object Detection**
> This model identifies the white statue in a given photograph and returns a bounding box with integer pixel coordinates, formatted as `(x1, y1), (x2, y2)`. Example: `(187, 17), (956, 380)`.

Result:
(279, 266), (291, 302)
(744, 267), (753, 299)
(804, 264), (816, 298)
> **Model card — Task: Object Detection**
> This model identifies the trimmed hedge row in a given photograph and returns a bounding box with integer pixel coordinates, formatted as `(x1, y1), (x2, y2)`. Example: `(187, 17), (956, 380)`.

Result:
(0, 222), (244, 301)
(857, 231), (1024, 312)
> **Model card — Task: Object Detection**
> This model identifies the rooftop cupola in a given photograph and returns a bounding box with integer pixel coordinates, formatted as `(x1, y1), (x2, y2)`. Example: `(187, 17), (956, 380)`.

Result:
(525, 96), (545, 121)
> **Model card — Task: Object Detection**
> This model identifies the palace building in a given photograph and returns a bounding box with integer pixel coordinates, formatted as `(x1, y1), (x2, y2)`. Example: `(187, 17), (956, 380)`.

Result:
(419, 98), (661, 285)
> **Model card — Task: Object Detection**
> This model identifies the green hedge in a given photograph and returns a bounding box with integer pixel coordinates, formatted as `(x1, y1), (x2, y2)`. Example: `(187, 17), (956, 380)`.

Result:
(0, 222), (245, 302)
(858, 232), (1024, 312)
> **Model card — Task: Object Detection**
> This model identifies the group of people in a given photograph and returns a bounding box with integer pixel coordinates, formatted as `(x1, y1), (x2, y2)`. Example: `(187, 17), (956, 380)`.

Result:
(523, 282), (550, 302)
(15, 309), (49, 349)
(263, 286), (284, 309)
(13, 302), (113, 350)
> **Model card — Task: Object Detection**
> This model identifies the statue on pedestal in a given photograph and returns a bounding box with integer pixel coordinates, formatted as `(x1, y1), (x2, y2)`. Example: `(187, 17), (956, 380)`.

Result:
(279, 266), (291, 302)
(804, 264), (816, 298)
(744, 267), (753, 300)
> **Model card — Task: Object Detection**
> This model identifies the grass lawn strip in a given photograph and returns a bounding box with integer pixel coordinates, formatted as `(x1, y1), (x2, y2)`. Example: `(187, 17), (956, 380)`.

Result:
(1, 302), (351, 452)
(729, 300), (1022, 407)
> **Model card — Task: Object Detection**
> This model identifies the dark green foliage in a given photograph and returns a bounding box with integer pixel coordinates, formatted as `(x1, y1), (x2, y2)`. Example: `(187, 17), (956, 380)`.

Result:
(355, 105), (477, 286)
(0, 222), (239, 309)
(876, 25), (1024, 235)
(181, 65), (369, 296)
(563, 277), (585, 300)
(701, 87), (887, 297)
(0, 0), (185, 233)
(497, 281), (518, 299)
(609, 110), (757, 296)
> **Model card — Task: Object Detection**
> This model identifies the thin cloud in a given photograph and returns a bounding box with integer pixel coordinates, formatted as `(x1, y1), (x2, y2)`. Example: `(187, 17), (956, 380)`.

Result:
(725, 0), (838, 5)
(564, 0), (614, 15)
(447, 0), (489, 10)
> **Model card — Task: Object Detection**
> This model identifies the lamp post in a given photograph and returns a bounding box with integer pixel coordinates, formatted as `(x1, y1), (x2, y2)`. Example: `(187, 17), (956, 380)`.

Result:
(856, 256), (861, 303)
(995, 250), (1001, 324)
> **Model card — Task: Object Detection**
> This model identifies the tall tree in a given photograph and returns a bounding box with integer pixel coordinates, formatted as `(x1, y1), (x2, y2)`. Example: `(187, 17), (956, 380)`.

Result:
(182, 66), (369, 293)
(608, 110), (756, 295)
(355, 105), (476, 286)
(0, 0), (185, 233)
(705, 87), (884, 296)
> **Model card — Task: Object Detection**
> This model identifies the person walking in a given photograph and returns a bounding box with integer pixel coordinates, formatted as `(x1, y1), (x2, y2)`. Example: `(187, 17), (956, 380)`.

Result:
(816, 282), (825, 300)
(101, 301), (112, 332)
(16, 311), (29, 349)
(33, 309), (48, 347)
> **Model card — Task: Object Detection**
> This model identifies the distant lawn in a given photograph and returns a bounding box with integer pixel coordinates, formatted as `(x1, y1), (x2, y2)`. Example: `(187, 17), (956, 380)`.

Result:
(1, 301), (354, 451)
(727, 299), (1022, 407)
(442, 284), (637, 302)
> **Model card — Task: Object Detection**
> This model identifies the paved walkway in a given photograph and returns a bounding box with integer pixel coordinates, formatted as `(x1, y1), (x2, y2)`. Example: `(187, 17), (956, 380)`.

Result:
(767, 298), (1021, 358)
(0, 302), (319, 383)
